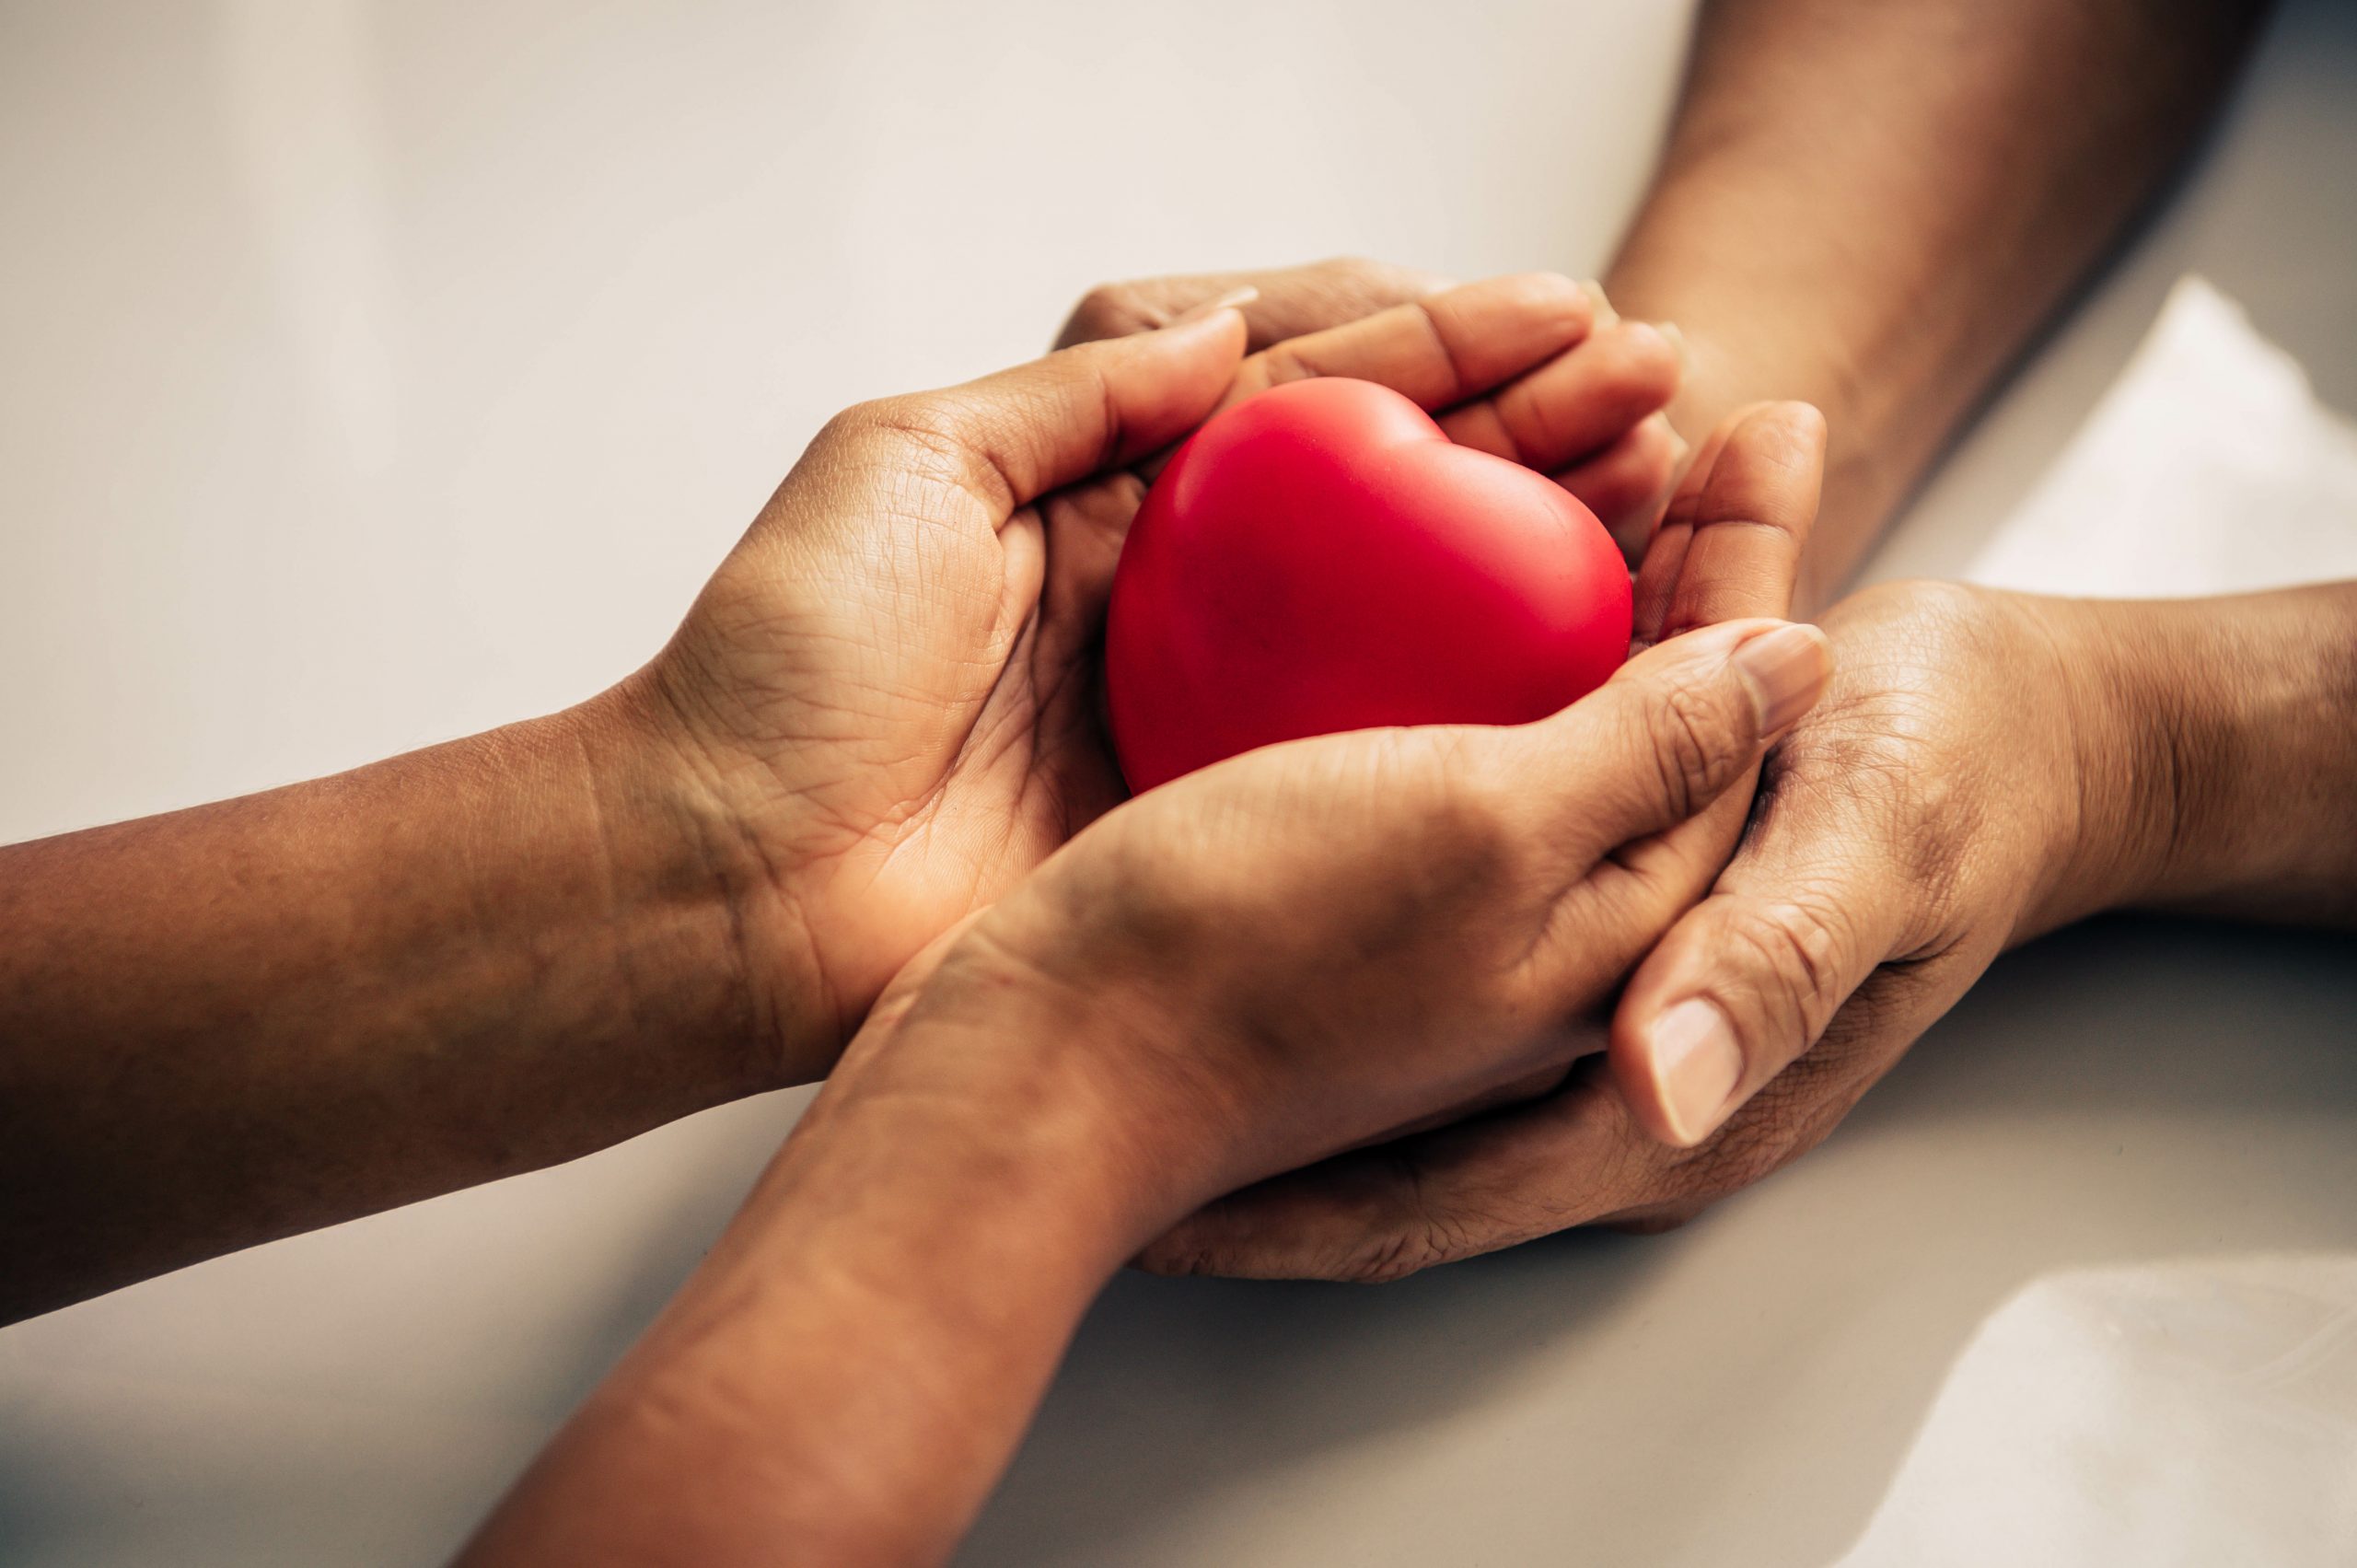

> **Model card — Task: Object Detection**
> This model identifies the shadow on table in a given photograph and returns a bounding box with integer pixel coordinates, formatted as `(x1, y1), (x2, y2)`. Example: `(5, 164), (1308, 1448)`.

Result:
(957, 917), (2357, 1568)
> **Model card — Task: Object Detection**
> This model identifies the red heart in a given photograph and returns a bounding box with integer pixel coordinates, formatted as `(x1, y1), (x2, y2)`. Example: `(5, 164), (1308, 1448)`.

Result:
(1106, 377), (1631, 792)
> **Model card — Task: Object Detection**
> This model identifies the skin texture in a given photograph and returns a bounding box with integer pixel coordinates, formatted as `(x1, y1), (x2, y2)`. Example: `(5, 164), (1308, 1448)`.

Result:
(0, 273), (1684, 1322)
(1140, 578), (2357, 1278)
(456, 615), (1835, 1568)
(1062, 261), (1689, 557)
(6, 0), (2329, 1555)
(1608, 0), (2275, 610)
(1065, 0), (2289, 1276)
(457, 397), (1838, 1567)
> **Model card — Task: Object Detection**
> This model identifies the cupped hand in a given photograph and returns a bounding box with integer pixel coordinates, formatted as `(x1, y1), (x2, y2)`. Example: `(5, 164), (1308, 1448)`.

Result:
(1137, 579), (2112, 1277)
(849, 612), (1834, 1227)
(607, 272), (1679, 1083)
(1059, 258), (1688, 552)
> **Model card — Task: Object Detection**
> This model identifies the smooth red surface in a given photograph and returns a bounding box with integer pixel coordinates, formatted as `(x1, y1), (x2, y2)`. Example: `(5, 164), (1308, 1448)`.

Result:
(1106, 377), (1632, 792)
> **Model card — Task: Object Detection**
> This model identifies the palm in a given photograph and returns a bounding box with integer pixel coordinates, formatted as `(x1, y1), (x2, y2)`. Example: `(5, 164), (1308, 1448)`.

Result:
(656, 269), (1682, 1053)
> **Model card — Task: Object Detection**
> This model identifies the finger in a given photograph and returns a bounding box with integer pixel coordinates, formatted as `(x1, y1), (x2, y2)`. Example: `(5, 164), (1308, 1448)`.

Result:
(1056, 257), (1454, 352)
(1143, 955), (1948, 1281)
(1036, 473), (1147, 636)
(1138, 1070), (1656, 1282)
(1582, 279), (1620, 327)
(1517, 618), (1831, 862)
(1612, 801), (1922, 1145)
(1439, 320), (1680, 472)
(1221, 272), (1595, 415)
(1631, 402), (1826, 649)
(1552, 412), (1684, 552)
(818, 306), (1250, 523)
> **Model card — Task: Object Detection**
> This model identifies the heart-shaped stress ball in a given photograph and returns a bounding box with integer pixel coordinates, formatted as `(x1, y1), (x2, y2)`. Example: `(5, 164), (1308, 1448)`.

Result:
(1105, 377), (1632, 792)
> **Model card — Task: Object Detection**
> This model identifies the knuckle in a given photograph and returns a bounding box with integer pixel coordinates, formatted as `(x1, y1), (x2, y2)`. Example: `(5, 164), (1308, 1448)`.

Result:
(1605, 323), (1682, 400)
(1313, 253), (1388, 285)
(1060, 282), (1155, 343)
(828, 391), (953, 449)
(1646, 670), (1746, 819)
(822, 392), (1017, 512)
(1253, 340), (1318, 388)
(1724, 893), (1852, 1051)
(1311, 255), (1450, 312)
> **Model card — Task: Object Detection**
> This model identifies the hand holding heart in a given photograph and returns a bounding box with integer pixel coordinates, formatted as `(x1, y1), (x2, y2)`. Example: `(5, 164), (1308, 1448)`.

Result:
(857, 608), (1832, 1229)
(856, 393), (1831, 1235)
(622, 271), (1685, 1085)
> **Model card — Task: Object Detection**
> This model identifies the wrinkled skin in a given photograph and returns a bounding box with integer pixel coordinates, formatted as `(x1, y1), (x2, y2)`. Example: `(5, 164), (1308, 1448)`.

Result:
(1137, 580), (2107, 1278)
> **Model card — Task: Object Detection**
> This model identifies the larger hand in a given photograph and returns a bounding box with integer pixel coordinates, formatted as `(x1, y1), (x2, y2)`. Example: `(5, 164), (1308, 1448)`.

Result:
(1137, 580), (2145, 1274)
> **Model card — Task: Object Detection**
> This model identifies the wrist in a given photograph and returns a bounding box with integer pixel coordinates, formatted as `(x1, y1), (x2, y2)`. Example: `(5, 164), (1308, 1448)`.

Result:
(546, 685), (832, 1097)
(2013, 592), (2290, 934)
(2049, 587), (2357, 923)
(463, 995), (1148, 1568)
(812, 932), (1232, 1256)
(1989, 592), (2178, 937)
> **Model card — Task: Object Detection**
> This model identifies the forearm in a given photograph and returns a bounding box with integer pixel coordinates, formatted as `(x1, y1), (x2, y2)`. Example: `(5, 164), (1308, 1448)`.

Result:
(2039, 580), (2357, 933)
(456, 983), (1175, 1568)
(1605, 0), (2269, 609)
(0, 690), (806, 1320)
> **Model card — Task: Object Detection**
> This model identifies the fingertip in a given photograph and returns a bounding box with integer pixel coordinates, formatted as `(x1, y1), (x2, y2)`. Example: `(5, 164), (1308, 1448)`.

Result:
(1730, 621), (1832, 738)
(1559, 412), (1683, 542)
(1770, 399), (1829, 444)
(1617, 994), (1743, 1148)
(1074, 300), (1253, 459)
(1617, 321), (1685, 406)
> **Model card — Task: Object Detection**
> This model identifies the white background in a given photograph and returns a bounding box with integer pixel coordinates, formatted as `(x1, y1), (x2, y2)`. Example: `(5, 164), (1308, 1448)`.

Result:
(2, 2), (2354, 1562)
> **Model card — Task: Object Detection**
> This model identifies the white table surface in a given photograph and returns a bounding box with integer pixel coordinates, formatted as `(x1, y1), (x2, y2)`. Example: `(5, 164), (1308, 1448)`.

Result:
(2, 2), (2352, 1563)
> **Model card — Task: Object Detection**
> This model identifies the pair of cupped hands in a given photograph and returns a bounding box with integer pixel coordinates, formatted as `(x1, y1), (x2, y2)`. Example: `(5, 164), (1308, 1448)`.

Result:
(598, 261), (2087, 1277)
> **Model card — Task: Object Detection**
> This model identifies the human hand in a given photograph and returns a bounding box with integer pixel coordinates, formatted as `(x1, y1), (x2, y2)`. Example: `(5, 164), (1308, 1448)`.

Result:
(1060, 258), (1687, 552)
(602, 272), (1682, 1086)
(1136, 579), (2147, 1276)
(853, 612), (1834, 1230)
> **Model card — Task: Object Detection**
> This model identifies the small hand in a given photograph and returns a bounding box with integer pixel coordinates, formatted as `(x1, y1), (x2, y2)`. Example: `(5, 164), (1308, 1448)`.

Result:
(609, 272), (1680, 1082)
(1061, 258), (1689, 552)
(1136, 579), (2112, 1276)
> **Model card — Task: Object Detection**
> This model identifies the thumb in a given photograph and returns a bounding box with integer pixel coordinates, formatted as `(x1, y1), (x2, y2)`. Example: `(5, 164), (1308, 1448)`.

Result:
(1524, 618), (1832, 864)
(812, 297), (1251, 520)
(1609, 861), (1904, 1149)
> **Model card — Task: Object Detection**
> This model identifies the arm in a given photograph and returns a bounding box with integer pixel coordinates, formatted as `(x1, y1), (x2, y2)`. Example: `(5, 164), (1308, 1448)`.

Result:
(1604, 0), (2273, 607)
(451, 988), (1150, 1568)
(0, 704), (770, 1321)
(1142, 576), (2357, 1273)
(2096, 582), (2357, 928)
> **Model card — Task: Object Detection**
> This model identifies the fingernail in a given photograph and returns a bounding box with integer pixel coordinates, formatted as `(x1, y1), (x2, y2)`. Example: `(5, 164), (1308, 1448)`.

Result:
(1648, 997), (1743, 1145)
(1731, 623), (1830, 737)
(1168, 285), (1259, 326)
(1582, 279), (1618, 324)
